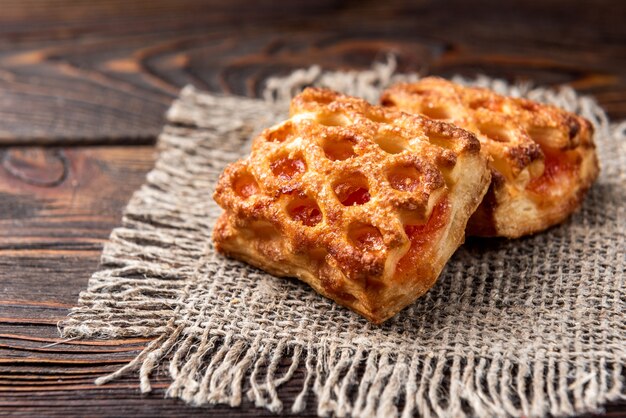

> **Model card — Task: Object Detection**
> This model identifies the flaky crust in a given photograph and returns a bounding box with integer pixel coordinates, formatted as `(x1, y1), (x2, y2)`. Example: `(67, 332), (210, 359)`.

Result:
(213, 87), (490, 323)
(381, 77), (600, 238)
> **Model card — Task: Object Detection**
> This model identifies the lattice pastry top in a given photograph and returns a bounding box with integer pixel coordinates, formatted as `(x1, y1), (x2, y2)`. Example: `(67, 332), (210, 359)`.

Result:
(381, 77), (599, 237)
(214, 88), (490, 323)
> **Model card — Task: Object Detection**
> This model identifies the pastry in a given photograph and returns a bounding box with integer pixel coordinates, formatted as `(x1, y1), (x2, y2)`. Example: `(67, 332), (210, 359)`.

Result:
(381, 77), (599, 237)
(213, 87), (490, 323)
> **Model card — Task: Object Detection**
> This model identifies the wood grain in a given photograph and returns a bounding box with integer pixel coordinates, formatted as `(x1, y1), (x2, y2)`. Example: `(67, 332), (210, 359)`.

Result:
(0, 147), (156, 255)
(0, 0), (625, 144)
(0, 0), (625, 416)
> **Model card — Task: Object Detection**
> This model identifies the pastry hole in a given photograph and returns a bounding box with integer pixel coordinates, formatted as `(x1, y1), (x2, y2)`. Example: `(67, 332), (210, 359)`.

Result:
(426, 132), (455, 150)
(310, 95), (334, 105)
(420, 105), (451, 120)
(348, 223), (384, 252)
(233, 172), (259, 198)
(375, 133), (407, 154)
(367, 110), (391, 123)
(266, 122), (293, 142)
(333, 173), (370, 206)
(408, 88), (428, 96)
(566, 117), (581, 140)
(388, 166), (422, 192)
(519, 100), (539, 112)
(317, 113), (349, 127)
(380, 98), (396, 107)
(477, 123), (511, 143)
(322, 136), (356, 161)
(270, 155), (306, 181)
(286, 196), (322, 227)
(469, 99), (492, 110)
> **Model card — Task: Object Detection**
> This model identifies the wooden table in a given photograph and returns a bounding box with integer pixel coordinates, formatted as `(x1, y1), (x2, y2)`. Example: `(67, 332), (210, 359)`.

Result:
(1, 1), (624, 416)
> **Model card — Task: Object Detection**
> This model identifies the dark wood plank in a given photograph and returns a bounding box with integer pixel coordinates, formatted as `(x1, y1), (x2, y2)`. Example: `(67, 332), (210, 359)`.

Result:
(0, 0), (625, 144)
(0, 147), (154, 248)
(0, 146), (154, 303)
(1, 1), (625, 416)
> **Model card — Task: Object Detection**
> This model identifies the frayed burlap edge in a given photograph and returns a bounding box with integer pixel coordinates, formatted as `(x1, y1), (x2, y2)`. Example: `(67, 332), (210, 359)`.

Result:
(59, 57), (626, 417)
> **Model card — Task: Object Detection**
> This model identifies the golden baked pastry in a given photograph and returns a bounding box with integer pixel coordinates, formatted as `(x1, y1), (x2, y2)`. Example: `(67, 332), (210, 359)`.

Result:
(213, 87), (490, 323)
(381, 77), (599, 238)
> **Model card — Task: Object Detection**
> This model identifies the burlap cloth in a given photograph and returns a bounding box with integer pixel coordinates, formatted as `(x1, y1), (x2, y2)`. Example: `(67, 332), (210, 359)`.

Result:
(60, 59), (626, 417)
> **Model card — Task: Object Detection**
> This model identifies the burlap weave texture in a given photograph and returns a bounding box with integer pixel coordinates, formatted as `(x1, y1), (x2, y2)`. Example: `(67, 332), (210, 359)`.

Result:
(61, 61), (626, 417)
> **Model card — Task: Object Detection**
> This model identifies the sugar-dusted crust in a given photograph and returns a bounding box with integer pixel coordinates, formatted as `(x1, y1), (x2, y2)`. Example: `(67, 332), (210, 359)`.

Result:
(381, 77), (600, 238)
(213, 88), (490, 323)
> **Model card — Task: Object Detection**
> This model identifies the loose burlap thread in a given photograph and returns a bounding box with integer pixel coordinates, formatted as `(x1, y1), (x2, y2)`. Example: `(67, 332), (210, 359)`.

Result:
(60, 58), (626, 417)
